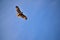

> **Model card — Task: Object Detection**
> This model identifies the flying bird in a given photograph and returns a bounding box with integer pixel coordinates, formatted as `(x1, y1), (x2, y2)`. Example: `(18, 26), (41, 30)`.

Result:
(16, 6), (27, 20)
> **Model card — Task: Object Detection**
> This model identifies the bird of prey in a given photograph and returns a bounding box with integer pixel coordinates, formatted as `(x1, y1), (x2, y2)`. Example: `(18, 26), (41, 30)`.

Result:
(16, 6), (27, 20)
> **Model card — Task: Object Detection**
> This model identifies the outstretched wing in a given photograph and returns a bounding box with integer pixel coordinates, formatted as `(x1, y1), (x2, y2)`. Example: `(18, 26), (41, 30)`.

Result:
(16, 6), (21, 13)
(17, 13), (27, 20)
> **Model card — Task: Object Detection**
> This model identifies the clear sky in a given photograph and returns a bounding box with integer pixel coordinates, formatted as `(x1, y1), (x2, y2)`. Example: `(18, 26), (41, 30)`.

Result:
(0, 0), (60, 40)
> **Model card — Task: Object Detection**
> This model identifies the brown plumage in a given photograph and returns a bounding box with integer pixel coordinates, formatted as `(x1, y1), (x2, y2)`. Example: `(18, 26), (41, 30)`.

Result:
(16, 6), (27, 20)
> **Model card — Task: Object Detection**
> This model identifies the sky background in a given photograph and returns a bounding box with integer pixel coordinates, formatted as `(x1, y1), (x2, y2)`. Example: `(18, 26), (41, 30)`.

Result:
(0, 0), (60, 40)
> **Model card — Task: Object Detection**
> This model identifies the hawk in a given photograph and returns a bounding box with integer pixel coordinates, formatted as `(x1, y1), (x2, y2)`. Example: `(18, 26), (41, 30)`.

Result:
(16, 6), (27, 20)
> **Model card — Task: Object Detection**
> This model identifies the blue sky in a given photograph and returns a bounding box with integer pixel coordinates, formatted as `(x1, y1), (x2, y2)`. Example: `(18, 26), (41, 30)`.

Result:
(0, 0), (60, 40)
